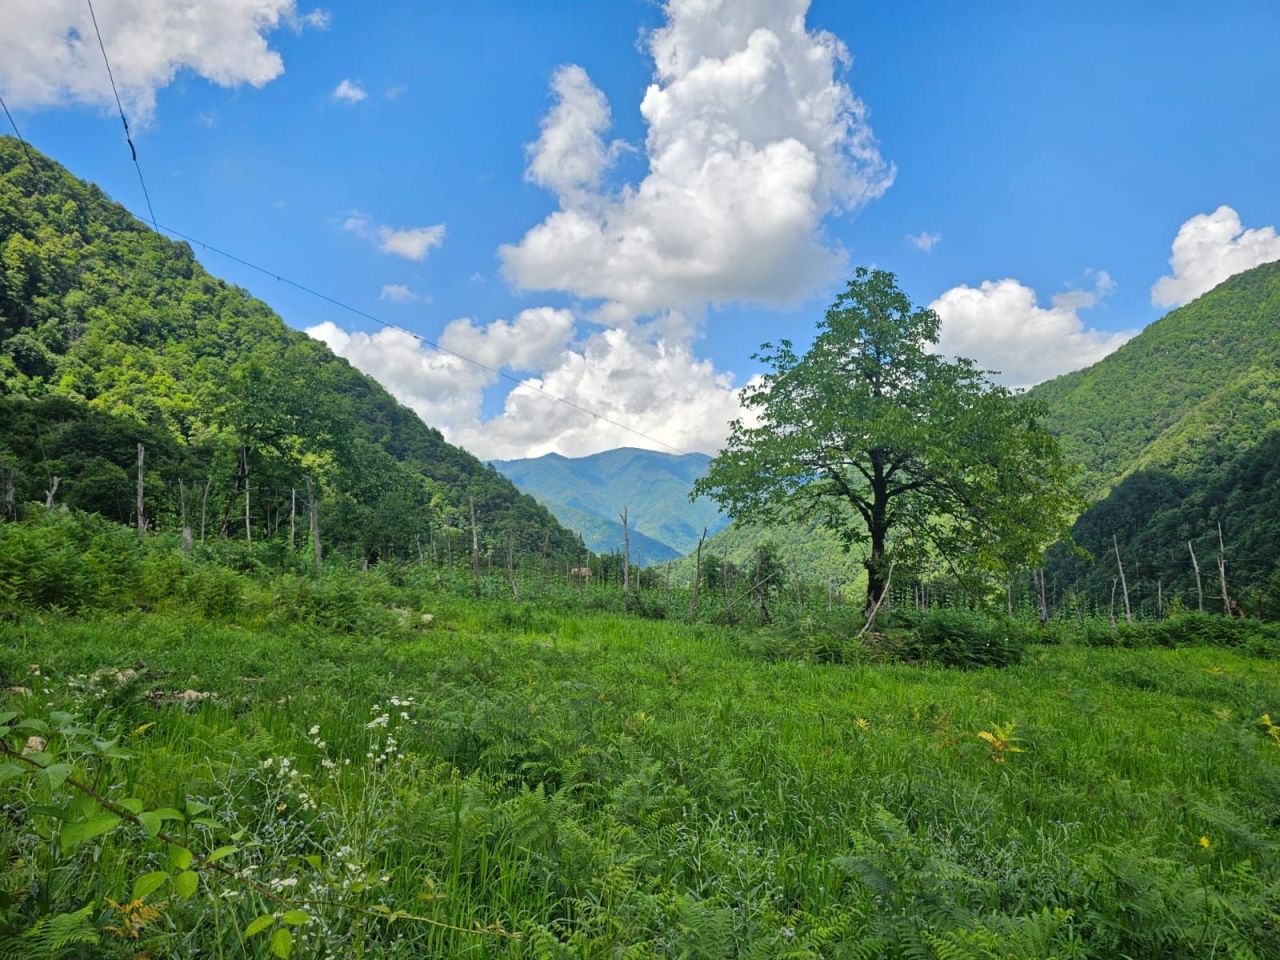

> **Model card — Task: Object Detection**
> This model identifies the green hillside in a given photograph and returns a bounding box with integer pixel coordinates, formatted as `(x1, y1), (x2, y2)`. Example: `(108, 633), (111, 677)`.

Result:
(1030, 261), (1280, 610)
(1027, 260), (1280, 495)
(668, 518), (868, 593)
(491, 447), (729, 561)
(0, 137), (580, 561)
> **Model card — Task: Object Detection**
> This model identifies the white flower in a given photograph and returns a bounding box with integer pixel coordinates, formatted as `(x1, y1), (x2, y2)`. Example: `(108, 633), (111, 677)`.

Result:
(309, 725), (321, 736)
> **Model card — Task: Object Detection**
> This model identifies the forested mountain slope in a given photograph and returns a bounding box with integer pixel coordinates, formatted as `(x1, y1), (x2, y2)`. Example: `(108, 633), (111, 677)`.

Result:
(0, 137), (581, 560)
(1027, 260), (1280, 495)
(491, 447), (729, 561)
(1030, 261), (1280, 611)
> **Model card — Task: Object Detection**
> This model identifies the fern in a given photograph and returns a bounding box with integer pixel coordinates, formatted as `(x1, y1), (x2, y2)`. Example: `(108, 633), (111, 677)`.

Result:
(0, 904), (99, 960)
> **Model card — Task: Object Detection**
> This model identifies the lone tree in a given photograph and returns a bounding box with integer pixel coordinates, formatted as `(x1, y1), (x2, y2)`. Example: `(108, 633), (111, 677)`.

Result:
(694, 268), (1078, 612)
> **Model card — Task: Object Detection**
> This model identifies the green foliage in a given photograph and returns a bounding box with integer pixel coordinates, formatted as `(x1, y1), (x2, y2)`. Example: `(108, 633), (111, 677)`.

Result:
(0, 136), (580, 566)
(695, 267), (1079, 609)
(899, 608), (1026, 669)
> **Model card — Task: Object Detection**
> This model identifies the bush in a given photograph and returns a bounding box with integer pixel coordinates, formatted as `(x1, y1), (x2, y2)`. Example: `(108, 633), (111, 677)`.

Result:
(903, 608), (1024, 669)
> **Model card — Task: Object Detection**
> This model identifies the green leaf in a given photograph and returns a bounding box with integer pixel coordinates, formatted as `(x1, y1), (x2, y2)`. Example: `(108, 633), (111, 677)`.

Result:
(0, 711), (18, 725)
(244, 914), (275, 938)
(133, 870), (169, 900)
(281, 909), (309, 926)
(0, 762), (26, 783)
(15, 718), (48, 732)
(49, 711), (73, 727)
(153, 807), (184, 821)
(39, 763), (73, 789)
(269, 926), (293, 958)
(185, 799), (211, 816)
(174, 870), (198, 899)
(118, 797), (144, 815)
(60, 813), (120, 853)
(137, 811), (162, 837)
(169, 845), (193, 870)
(303, 854), (322, 870)
(206, 844), (238, 863)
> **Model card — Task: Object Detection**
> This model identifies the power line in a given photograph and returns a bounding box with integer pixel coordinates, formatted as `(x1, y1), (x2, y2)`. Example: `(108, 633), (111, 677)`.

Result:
(0, 94), (42, 173)
(18, 3), (691, 457)
(154, 221), (689, 455)
(85, 0), (157, 231)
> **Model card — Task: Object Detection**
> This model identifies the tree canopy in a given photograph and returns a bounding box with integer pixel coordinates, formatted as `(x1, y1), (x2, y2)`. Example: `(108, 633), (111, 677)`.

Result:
(694, 268), (1079, 609)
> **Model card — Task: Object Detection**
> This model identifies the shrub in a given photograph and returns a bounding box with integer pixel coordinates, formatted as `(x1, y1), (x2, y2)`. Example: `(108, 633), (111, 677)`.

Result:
(903, 608), (1024, 669)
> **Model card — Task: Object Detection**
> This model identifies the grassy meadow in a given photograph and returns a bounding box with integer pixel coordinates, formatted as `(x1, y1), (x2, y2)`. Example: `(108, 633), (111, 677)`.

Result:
(2, 524), (1279, 957)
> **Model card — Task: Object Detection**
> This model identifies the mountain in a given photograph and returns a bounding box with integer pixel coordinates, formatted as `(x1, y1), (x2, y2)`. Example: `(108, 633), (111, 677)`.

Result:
(1027, 261), (1280, 496)
(1030, 260), (1280, 611)
(491, 447), (730, 563)
(0, 137), (581, 561)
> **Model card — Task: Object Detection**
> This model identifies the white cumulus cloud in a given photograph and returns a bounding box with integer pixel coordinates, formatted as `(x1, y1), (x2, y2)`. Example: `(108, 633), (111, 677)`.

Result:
(378, 284), (425, 305)
(930, 271), (1133, 388)
(342, 213), (446, 262)
(332, 78), (367, 103)
(0, 0), (327, 121)
(306, 313), (747, 460)
(1151, 205), (1280, 308)
(907, 231), (940, 252)
(500, 0), (894, 320)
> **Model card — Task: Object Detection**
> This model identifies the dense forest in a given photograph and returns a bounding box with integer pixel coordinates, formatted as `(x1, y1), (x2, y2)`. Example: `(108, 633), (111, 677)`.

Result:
(0, 137), (582, 564)
(1030, 261), (1280, 615)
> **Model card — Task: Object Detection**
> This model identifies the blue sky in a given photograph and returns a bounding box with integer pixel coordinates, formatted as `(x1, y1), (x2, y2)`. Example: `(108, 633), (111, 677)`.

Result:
(3, 0), (1279, 458)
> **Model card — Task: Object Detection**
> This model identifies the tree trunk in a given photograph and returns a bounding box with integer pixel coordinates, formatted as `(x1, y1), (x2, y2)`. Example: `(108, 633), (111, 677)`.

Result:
(44, 476), (59, 511)
(620, 507), (631, 594)
(135, 442), (146, 537)
(469, 496), (480, 590)
(1188, 540), (1203, 612)
(1216, 522), (1231, 615)
(506, 530), (519, 600)
(241, 446), (252, 546)
(689, 527), (706, 616)
(289, 488), (296, 550)
(3, 467), (15, 521)
(306, 477), (321, 572)
(200, 478), (211, 543)
(178, 479), (192, 552)
(1113, 536), (1131, 622)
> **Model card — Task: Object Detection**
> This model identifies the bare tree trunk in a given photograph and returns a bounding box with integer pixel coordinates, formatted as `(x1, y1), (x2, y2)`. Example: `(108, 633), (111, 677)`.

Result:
(306, 477), (321, 572)
(241, 446), (252, 546)
(1188, 540), (1203, 612)
(200, 478), (211, 543)
(1109, 577), (1118, 629)
(44, 476), (59, 511)
(178, 479), (192, 552)
(541, 531), (549, 594)
(469, 497), (480, 590)
(620, 507), (631, 594)
(689, 527), (706, 616)
(1216, 522), (1231, 615)
(664, 560), (672, 594)
(506, 530), (519, 600)
(289, 488), (296, 550)
(1112, 536), (1131, 622)
(136, 442), (146, 537)
(1157, 579), (1164, 619)
(857, 559), (896, 639)
(1034, 568), (1049, 624)
(722, 550), (733, 623)
(3, 467), (15, 521)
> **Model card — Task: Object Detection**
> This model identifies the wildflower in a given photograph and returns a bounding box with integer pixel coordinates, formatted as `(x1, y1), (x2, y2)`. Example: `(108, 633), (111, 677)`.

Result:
(1199, 836), (1211, 848)
(855, 717), (870, 731)
(309, 724), (321, 736)
(261, 758), (273, 768)
(366, 714), (390, 729)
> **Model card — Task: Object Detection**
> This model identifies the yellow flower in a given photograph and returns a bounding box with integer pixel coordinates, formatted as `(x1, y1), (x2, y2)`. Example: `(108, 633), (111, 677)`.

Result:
(855, 717), (870, 731)
(1199, 836), (1211, 848)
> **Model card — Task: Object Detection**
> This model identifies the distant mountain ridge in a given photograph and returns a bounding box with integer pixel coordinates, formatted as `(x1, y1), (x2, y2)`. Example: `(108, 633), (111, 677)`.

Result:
(491, 447), (730, 564)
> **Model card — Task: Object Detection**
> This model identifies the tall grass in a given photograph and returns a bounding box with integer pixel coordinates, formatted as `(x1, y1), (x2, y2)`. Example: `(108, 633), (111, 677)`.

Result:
(0, 513), (1278, 956)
